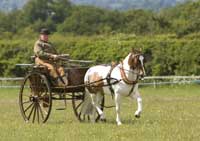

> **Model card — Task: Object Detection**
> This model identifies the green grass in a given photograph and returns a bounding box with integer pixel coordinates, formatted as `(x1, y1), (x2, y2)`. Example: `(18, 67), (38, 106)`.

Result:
(0, 85), (200, 141)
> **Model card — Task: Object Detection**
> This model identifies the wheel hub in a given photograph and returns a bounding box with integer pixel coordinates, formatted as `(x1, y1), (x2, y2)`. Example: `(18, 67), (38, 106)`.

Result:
(30, 96), (39, 103)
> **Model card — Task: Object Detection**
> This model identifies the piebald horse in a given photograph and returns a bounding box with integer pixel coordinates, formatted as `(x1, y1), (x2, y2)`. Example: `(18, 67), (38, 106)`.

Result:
(84, 49), (146, 125)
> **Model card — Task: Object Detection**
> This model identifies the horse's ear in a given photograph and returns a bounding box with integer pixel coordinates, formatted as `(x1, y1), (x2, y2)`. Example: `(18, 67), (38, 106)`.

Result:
(131, 48), (135, 52)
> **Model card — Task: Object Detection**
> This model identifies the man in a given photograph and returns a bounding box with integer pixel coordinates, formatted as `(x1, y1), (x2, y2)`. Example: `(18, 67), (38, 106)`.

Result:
(34, 28), (68, 87)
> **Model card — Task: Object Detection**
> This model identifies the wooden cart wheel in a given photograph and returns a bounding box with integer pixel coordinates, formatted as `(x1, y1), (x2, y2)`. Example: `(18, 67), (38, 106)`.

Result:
(19, 72), (52, 123)
(72, 92), (104, 122)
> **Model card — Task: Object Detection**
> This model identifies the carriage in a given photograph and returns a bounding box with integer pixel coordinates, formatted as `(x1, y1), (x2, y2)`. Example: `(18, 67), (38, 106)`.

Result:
(19, 49), (145, 125)
(18, 55), (104, 123)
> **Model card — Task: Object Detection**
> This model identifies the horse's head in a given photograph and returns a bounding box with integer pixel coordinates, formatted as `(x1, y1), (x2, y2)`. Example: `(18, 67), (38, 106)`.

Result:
(128, 48), (146, 78)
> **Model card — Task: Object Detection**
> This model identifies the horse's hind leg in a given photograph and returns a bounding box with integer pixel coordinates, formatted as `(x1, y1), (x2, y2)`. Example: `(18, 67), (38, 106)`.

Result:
(90, 93), (105, 122)
(96, 93), (106, 121)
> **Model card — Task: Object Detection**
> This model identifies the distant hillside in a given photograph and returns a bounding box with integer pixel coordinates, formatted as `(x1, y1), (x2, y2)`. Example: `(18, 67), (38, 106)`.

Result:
(0, 0), (187, 12)
(71, 0), (187, 10)
(0, 0), (28, 12)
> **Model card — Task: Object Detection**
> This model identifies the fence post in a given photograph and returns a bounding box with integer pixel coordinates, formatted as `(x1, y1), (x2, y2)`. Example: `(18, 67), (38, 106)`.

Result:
(153, 80), (156, 88)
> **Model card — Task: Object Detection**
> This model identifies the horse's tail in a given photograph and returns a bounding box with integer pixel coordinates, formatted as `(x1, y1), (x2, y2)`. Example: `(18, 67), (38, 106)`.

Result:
(84, 68), (94, 93)
(81, 68), (94, 115)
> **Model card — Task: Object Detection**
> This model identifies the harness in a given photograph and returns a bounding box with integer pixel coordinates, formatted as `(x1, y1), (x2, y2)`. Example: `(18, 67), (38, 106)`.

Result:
(106, 64), (117, 99)
(105, 62), (139, 98)
(119, 61), (138, 85)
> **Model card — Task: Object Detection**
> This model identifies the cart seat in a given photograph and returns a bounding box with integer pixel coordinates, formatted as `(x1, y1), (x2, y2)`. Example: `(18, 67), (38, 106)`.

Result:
(32, 65), (49, 74)
(30, 56), (49, 73)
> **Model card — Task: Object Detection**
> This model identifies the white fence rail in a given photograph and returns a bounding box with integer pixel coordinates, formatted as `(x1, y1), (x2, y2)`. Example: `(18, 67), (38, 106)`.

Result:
(142, 76), (200, 87)
(0, 76), (200, 88)
(0, 77), (24, 88)
(0, 77), (24, 81)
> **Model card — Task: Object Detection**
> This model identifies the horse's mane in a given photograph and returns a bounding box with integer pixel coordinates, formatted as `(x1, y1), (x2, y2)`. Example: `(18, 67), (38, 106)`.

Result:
(131, 48), (142, 55)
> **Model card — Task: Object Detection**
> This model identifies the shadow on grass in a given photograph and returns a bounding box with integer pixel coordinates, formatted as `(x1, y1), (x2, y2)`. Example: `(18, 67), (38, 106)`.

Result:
(92, 117), (142, 126)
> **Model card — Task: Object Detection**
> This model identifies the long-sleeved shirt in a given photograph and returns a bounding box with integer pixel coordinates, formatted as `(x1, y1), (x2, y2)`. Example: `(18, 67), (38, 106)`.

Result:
(34, 39), (58, 61)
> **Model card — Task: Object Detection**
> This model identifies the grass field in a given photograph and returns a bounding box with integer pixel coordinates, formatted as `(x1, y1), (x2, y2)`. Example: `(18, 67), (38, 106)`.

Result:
(0, 84), (200, 141)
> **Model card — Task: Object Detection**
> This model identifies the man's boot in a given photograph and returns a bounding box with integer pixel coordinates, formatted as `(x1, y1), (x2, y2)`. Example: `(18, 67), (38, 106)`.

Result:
(56, 77), (65, 87)
(61, 75), (68, 86)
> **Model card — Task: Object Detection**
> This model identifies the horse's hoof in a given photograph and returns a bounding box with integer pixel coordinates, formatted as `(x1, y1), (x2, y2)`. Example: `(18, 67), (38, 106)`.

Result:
(135, 114), (140, 118)
(117, 122), (122, 126)
(134, 111), (141, 118)
(100, 118), (107, 122)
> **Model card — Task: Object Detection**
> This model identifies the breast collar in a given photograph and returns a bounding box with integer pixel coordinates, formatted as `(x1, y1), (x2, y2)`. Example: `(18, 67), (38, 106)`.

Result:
(119, 61), (138, 85)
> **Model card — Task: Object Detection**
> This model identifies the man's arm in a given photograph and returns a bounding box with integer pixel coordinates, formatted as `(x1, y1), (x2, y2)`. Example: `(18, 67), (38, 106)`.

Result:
(34, 41), (57, 59)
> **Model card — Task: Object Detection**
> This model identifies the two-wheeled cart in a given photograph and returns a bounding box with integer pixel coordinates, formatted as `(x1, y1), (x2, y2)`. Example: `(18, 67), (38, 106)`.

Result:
(18, 56), (104, 123)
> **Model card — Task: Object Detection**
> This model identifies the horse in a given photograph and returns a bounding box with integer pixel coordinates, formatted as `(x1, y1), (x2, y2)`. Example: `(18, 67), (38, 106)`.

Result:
(83, 49), (146, 125)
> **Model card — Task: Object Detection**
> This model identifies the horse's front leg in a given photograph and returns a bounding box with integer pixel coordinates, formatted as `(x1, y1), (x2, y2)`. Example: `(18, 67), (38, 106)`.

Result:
(135, 96), (142, 118)
(115, 93), (122, 125)
(132, 91), (142, 118)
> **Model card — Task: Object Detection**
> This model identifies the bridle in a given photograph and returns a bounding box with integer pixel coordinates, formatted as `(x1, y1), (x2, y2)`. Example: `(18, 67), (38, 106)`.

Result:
(87, 52), (145, 97)
(119, 53), (145, 85)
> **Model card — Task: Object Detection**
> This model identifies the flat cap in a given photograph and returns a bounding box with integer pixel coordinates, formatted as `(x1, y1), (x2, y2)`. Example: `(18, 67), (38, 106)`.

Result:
(40, 28), (50, 35)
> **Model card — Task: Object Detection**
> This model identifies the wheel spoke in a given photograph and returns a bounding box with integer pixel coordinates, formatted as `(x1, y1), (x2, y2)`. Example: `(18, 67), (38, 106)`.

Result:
(22, 100), (32, 105)
(27, 103), (35, 120)
(38, 103), (44, 120)
(78, 112), (81, 119)
(75, 101), (84, 110)
(40, 91), (47, 97)
(42, 101), (50, 106)
(24, 102), (34, 113)
(87, 115), (90, 121)
(36, 103), (40, 123)
(23, 94), (31, 98)
(32, 104), (37, 123)
(39, 103), (48, 115)
(78, 112), (85, 121)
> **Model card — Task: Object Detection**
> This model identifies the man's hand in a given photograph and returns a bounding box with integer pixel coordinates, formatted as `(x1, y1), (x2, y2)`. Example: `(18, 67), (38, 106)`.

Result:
(52, 54), (58, 60)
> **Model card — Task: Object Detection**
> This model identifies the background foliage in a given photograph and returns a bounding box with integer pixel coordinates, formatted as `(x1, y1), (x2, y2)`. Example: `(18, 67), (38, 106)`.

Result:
(0, 0), (200, 76)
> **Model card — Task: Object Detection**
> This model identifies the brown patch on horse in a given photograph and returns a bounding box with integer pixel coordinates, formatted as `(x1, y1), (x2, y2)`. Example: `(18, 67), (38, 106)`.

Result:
(128, 49), (142, 70)
(86, 72), (104, 94)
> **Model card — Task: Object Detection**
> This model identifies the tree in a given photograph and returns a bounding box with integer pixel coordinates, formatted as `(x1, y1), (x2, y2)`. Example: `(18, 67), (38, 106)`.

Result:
(58, 6), (106, 34)
(22, 0), (71, 29)
(122, 9), (157, 34)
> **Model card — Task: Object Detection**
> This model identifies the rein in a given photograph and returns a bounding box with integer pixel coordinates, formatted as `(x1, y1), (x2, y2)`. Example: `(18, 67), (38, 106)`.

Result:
(86, 59), (140, 88)
(86, 60), (140, 98)
(118, 66), (141, 75)
(86, 77), (120, 87)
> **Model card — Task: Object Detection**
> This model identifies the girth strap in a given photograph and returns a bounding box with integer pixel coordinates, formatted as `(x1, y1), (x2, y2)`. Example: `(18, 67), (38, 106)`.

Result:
(106, 64), (117, 99)
(128, 84), (135, 97)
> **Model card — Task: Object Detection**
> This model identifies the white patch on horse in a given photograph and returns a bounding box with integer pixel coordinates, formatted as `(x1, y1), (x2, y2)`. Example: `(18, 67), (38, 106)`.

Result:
(83, 50), (145, 125)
